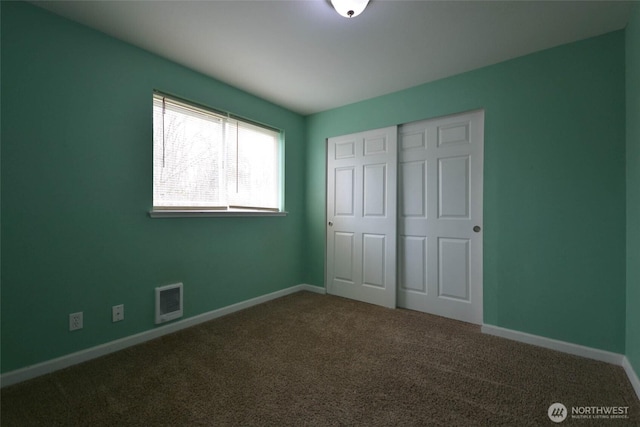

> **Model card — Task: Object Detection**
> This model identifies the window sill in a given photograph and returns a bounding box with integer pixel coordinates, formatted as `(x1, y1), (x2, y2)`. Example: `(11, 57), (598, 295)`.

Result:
(149, 209), (287, 218)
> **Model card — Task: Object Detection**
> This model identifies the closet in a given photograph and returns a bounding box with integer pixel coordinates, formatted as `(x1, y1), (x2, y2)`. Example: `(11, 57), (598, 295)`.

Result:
(326, 110), (484, 324)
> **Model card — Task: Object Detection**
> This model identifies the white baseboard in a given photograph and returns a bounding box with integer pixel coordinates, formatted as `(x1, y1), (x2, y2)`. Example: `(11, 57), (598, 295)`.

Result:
(0, 284), (326, 388)
(482, 324), (640, 401)
(299, 283), (327, 295)
(481, 324), (624, 365)
(622, 356), (640, 401)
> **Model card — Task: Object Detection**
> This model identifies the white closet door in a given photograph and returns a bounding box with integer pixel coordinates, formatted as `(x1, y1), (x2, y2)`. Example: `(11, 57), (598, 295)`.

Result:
(397, 110), (484, 324)
(326, 126), (397, 308)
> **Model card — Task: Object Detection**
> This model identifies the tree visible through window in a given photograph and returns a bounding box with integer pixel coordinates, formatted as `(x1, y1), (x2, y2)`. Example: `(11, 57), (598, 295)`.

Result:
(152, 93), (282, 212)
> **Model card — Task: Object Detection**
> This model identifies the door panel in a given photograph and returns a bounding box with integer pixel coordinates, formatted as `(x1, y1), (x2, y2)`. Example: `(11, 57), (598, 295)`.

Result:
(334, 167), (355, 216)
(364, 135), (387, 155)
(334, 232), (355, 283)
(327, 126), (397, 308)
(398, 110), (483, 324)
(335, 140), (356, 159)
(438, 156), (470, 218)
(438, 121), (470, 147)
(363, 164), (387, 216)
(362, 234), (386, 288)
(399, 236), (426, 293)
(400, 161), (426, 217)
(438, 237), (470, 300)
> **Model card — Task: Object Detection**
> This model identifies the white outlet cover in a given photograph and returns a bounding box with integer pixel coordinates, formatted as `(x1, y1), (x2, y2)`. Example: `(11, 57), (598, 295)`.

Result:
(69, 312), (83, 331)
(112, 304), (124, 322)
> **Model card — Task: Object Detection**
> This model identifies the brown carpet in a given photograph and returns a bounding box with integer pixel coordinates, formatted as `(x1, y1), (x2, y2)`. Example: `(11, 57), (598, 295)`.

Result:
(1, 291), (639, 426)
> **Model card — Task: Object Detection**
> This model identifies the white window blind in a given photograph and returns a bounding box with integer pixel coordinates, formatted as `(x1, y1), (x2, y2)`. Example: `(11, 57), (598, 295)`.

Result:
(153, 93), (282, 212)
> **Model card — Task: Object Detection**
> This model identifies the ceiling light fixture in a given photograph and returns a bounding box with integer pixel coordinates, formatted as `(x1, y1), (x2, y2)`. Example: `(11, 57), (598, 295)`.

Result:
(331, 0), (369, 18)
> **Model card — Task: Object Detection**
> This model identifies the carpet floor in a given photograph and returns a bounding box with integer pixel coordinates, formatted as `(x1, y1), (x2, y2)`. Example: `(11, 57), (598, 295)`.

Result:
(1, 291), (639, 426)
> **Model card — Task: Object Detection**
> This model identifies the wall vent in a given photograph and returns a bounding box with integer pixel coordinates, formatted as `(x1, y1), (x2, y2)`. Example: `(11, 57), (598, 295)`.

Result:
(155, 282), (183, 324)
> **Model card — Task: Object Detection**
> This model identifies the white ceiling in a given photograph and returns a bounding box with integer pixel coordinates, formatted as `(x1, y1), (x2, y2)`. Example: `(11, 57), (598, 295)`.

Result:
(32, 0), (633, 115)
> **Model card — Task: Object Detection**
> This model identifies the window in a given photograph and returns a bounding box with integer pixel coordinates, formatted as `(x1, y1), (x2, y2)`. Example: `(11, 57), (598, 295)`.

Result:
(151, 93), (283, 216)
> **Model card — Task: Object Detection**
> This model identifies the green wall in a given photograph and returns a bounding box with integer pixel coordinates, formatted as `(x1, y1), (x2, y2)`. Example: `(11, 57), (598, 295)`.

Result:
(1, 2), (306, 373)
(626, 3), (640, 376)
(305, 31), (627, 353)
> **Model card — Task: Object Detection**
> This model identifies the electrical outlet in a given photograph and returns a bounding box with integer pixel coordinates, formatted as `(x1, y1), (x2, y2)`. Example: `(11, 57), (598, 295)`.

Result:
(69, 312), (83, 331)
(112, 304), (124, 322)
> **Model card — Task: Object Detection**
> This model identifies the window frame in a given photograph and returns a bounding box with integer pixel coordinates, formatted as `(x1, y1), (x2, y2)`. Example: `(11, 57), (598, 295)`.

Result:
(149, 91), (286, 218)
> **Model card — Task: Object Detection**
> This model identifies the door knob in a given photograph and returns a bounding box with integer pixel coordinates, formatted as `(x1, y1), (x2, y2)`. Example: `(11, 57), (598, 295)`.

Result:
(473, 225), (481, 233)
(328, 221), (333, 227)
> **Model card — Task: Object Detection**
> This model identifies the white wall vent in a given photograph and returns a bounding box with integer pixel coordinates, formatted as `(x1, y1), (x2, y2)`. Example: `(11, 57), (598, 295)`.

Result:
(155, 282), (183, 324)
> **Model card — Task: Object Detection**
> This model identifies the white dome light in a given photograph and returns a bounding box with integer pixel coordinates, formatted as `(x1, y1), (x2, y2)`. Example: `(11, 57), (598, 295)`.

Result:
(331, 0), (370, 18)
